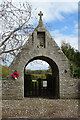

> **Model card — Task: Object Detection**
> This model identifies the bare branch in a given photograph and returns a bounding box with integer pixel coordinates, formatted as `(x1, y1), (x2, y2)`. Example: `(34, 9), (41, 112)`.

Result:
(0, 22), (26, 47)
(0, 46), (22, 54)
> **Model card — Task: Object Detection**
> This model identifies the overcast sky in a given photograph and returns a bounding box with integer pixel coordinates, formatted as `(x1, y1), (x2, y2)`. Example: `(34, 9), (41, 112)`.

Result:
(7, 0), (79, 70)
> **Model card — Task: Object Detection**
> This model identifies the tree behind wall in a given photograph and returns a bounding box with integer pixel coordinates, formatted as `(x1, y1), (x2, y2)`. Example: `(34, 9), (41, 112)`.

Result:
(61, 42), (80, 78)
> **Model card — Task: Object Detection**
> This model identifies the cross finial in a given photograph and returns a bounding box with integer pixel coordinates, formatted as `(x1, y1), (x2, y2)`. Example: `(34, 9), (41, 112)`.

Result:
(38, 11), (43, 21)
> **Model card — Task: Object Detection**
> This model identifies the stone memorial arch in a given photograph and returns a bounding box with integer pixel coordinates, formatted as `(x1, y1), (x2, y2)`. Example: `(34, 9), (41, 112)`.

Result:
(2, 11), (79, 119)
(2, 11), (78, 100)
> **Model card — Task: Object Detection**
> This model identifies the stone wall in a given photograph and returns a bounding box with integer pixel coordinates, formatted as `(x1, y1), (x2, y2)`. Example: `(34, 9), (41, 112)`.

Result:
(2, 16), (80, 100)
(2, 78), (79, 100)
(2, 80), (23, 100)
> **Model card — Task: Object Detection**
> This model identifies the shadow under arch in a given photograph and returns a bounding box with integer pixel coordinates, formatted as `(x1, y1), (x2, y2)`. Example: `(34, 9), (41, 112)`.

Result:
(24, 56), (60, 99)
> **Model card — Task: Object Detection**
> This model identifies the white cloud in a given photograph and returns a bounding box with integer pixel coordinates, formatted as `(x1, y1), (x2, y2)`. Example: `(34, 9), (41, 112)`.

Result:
(30, 2), (78, 23)
(49, 23), (78, 50)
(61, 26), (68, 31)
(73, 23), (78, 34)
(8, 1), (78, 23)
(26, 60), (49, 70)
(75, 23), (78, 28)
(9, 0), (79, 3)
(50, 29), (78, 50)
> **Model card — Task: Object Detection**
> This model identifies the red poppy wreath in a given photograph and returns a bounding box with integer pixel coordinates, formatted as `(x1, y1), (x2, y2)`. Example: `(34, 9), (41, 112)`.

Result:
(12, 72), (19, 80)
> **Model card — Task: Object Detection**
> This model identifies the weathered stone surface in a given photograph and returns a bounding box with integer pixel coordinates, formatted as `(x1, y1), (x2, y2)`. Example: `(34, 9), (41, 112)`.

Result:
(2, 99), (79, 118)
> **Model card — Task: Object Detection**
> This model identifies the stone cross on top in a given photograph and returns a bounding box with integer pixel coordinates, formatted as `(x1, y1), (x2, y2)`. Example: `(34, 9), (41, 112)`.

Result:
(38, 11), (43, 21)
(38, 11), (43, 25)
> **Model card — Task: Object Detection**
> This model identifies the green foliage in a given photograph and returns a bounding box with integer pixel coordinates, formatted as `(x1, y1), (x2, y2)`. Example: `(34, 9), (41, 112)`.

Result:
(25, 70), (52, 80)
(2, 66), (9, 78)
(25, 70), (52, 74)
(61, 42), (80, 78)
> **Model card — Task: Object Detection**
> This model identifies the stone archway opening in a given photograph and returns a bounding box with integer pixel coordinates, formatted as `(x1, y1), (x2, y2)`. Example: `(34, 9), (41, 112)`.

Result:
(24, 56), (59, 99)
